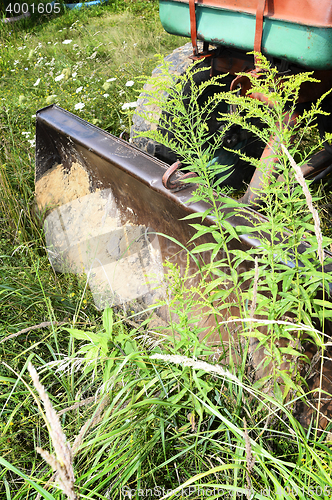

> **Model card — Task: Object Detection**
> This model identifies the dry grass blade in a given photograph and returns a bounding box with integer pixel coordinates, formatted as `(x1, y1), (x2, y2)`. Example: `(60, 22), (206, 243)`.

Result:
(281, 144), (324, 265)
(57, 396), (96, 417)
(243, 418), (256, 500)
(1, 320), (68, 343)
(72, 394), (110, 454)
(249, 256), (259, 335)
(151, 353), (240, 383)
(28, 363), (76, 500)
(36, 395), (110, 500)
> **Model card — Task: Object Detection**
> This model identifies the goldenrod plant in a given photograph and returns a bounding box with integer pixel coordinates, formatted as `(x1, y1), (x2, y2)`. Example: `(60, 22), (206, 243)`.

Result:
(134, 54), (332, 402)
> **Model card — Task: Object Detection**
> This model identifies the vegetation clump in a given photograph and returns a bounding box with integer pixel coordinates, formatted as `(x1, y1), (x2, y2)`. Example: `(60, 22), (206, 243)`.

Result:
(1, 2), (332, 499)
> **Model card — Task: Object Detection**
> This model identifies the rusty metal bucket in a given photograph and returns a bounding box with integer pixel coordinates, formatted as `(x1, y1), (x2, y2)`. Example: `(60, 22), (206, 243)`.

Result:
(35, 105), (262, 333)
(35, 104), (332, 318)
(35, 105), (332, 427)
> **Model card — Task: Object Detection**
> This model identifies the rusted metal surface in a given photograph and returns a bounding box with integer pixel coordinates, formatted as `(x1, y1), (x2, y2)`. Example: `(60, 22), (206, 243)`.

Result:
(35, 105), (260, 339)
(253, 0), (266, 67)
(36, 105), (332, 294)
(35, 105), (332, 315)
(300, 149), (332, 180)
(239, 110), (299, 206)
(36, 105), (332, 428)
(189, 0), (198, 55)
(160, 0), (332, 69)
(162, 161), (197, 190)
(172, 0), (332, 27)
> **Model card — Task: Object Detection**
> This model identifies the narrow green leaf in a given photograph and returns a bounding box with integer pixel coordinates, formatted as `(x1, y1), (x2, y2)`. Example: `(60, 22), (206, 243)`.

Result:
(0, 457), (55, 499)
(191, 242), (219, 253)
(103, 307), (113, 336)
(64, 328), (100, 344)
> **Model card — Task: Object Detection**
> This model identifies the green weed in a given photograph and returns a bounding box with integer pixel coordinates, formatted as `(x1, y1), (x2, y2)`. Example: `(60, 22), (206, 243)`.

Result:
(0, 2), (185, 496)
(2, 2), (332, 499)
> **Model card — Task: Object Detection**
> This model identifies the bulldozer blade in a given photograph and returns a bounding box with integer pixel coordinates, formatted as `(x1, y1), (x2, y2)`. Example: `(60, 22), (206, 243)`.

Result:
(35, 105), (332, 336)
(35, 105), (332, 427)
(35, 105), (262, 333)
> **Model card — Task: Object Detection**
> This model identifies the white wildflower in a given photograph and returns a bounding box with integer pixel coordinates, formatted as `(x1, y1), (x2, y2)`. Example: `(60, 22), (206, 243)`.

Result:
(106, 77), (116, 82)
(103, 93), (109, 98)
(28, 139), (36, 148)
(55, 74), (64, 82)
(74, 102), (85, 110)
(22, 131), (31, 136)
(121, 101), (137, 110)
(35, 57), (44, 67)
(33, 78), (40, 86)
(62, 39), (72, 45)
(125, 80), (134, 87)
(72, 71), (77, 78)
(76, 86), (83, 93)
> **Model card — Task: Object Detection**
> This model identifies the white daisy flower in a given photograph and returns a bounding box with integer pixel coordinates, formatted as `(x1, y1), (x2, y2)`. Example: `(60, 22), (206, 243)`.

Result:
(76, 86), (83, 93)
(74, 102), (85, 110)
(121, 101), (137, 110)
(55, 74), (64, 82)
(125, 80), (134, 87)
(62, 39), (72, 44)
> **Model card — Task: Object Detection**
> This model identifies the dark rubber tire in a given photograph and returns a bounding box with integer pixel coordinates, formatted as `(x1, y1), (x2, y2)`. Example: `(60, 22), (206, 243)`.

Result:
(131, 43), (262, 189)
(130, 43), (198, 156)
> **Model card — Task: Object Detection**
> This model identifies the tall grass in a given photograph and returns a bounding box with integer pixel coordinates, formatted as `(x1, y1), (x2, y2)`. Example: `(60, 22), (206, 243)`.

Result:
(1, 3), (332, 500)
(0, 2), (185, 497)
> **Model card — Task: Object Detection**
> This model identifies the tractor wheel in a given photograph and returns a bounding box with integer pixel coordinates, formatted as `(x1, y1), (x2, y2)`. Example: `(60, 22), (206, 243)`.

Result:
(130, 42), (198, 157)
(131, 43), (262, 189)
(130, 42), (232, 166)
